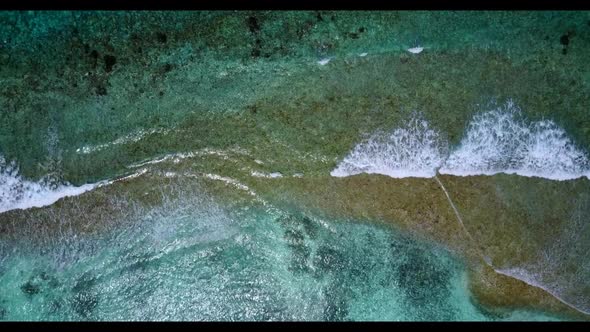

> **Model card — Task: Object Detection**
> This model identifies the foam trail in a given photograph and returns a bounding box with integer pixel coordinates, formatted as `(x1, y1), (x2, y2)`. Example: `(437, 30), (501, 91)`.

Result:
(440, 101), (589, 180)
(0, 156), (98, 214)
(494, 266), (589, 315)
(76, 128), (170, 155)
(331, 114), (447, 178)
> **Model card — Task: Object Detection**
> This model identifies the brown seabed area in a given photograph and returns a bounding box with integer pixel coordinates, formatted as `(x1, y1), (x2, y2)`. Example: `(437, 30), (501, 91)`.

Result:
(245, 173), (590, 320)
(1, 170), (589, 320)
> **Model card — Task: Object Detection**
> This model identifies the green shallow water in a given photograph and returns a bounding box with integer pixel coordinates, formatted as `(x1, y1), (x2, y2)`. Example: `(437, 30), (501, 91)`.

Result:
(0, 192), (561, 321)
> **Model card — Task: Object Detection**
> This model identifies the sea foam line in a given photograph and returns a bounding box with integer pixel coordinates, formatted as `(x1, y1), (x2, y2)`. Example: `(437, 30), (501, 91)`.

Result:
(332, 101), (590, 181)
(128, 147), (251, 169)
(439, 101), (589, 181)
(1, 144), (256, 214)
(493, 267), (589, 315)
(0, 181), (98, 214)
(331, 114), (448, 179)
(0, 156), (92, 213)
(76, 128), (170, 155)
(0, 155), (150, 214)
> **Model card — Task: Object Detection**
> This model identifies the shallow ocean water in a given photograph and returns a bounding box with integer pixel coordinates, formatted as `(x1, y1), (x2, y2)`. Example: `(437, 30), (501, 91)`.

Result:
(1, 11), (590, 321)
(0, 191), (561, 321)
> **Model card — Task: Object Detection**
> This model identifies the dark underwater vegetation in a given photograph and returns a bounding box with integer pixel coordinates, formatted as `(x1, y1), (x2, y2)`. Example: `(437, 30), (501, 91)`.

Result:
(1, 11), (590, 321)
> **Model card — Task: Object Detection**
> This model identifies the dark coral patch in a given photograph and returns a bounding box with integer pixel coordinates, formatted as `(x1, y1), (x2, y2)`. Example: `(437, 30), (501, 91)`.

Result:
(20, 281), (41, 297)
(560, 34), (569, 46)
(104, 55), (117, 73)
(246, 16), (260, 33)
(156, 32), (168, 44)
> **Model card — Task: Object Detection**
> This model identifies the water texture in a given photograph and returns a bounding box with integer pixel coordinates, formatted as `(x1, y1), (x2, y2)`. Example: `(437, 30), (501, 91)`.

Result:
(1, 11), (590, 321)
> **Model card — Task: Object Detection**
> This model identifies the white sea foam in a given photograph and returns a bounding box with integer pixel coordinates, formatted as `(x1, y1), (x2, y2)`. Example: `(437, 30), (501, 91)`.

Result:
(407, 46), (424, 54)
(201, 173), (259, 198)
(0, 156), (98, 214)
(251, 171), (283, 178)
(440, 101), (589, 180)
(332, 101), (590, 181)
(495, 265), (589, 315)
(76, 128), (169, 155)
(128, 147), (249, 169)
(331, 115), (448, 178)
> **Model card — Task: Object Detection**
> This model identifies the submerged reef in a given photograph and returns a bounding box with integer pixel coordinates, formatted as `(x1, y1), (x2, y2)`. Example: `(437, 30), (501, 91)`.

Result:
(1, 11), (590, 321)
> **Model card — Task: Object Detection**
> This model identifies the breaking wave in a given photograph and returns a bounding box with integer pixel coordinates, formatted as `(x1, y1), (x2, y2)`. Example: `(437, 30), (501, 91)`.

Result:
(331, 115), (448, 178)
(440, 101), (589, 180)
(0, 156), (97, 214)
(332, 101), (590, 181)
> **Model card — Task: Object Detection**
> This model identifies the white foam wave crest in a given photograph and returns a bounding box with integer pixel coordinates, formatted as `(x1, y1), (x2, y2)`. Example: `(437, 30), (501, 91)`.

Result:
(76, 128), (170, 155)
(331, 115), (448, 178)
(332, 102), (590, 181)
(440, 101), (589, 180)
(0, 156), (98, 214)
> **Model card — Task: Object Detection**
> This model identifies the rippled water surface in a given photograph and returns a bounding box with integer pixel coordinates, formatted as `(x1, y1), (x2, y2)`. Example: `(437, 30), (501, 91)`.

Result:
(1, 11), (590, 321)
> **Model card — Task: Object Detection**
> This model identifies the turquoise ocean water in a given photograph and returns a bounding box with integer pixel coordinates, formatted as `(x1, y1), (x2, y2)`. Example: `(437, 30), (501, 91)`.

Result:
(1, 11), (590, 320)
